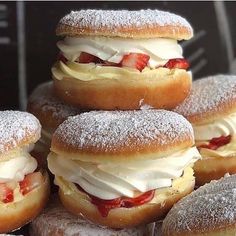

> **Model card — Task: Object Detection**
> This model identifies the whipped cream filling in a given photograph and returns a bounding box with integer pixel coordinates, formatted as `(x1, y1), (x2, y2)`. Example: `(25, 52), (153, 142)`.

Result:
(194, 112), (236, 141)
(48, 147), (200, 200)
(57, 36), (183, 68)
(194, 112), (236, 157)
(0, 149), (37, 183)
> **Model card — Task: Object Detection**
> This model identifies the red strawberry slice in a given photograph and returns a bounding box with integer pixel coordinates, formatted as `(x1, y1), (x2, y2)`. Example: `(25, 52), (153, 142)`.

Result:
(78, 52), (102, 64)
(199, 135), (231, 150)
(19, 172), (43, 196)
(0, 183), (14, 203)
(121, 53), (150, 71)
(164, 58), (189, 70)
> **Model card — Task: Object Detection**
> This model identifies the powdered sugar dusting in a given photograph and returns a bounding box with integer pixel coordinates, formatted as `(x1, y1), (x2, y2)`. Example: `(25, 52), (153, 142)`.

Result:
(28, 81), (81, 125)
(0, 110), (41, 154)
(54, 109), (193, 153)
(174, 75), (236, 120)
(59, 9), (192, 34)
(162, 174), (236, 235)
(30, 198), (150, 236)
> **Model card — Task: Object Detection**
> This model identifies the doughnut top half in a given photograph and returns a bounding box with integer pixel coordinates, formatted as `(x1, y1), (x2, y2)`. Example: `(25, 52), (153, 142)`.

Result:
(56, 9), (193, 39)
(174, 75), (236, 124)
(0, 110), (41, 154)
(51, 110), (194, 158)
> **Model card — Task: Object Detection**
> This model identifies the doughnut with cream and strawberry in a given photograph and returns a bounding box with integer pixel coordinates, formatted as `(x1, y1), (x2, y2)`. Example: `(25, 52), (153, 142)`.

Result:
(174, 75), (236, 186)
(53, 9), (193, 110)
(0, 110), (49, 233)
(48, 109), (200, 228)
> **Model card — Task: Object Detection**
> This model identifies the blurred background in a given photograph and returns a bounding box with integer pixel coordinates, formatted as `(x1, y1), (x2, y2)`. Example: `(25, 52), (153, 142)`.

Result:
(1, 1), (236, 110)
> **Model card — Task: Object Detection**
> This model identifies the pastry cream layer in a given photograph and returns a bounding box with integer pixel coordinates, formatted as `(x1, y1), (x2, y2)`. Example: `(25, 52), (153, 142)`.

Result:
(48, 147), (200, 200)
(52, 61), (184, 82)
(57, 36), (183, 68)
(194, 112), (236, 157)
(0, 148), (37, 183)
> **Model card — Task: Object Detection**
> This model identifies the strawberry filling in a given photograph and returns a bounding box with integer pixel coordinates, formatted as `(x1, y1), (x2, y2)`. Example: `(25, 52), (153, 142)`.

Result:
(198, 135), (231, 150)
(0, 172), (43, 204)
(19, 172), (43, 195)
(164, 58), (190, 70)
(77, 185), (155, 217)
(58, 52), (189, 72)
(0, 183), (14, 203)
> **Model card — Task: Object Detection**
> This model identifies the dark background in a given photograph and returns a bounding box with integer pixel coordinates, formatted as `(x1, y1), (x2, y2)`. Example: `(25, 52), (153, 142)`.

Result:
(1, 1), (236, 110)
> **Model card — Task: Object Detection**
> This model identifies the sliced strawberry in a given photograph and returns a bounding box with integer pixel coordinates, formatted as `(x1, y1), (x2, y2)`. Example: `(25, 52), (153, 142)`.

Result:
(0, 183), (14, 203)
(164, 58), (189, 70)
(121, 53), (150, 71)
(77, 183), (155, 217)
(57, 53), (68, 63)
(198, 135), (231, 150)
(19, 172), (43, 195)
(78, 52), (102, 64)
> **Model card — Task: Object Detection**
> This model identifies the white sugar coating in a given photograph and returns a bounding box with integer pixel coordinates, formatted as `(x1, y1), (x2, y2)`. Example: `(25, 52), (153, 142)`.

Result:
(162, 174), (236, 235)
(174, 75), (236, 120)
(30, 198), (150, 236)
(59, 9), (192, 32)
(0, 110), (41, 154)
(28, 81), (81, 124)
(54, 109), (194, 153)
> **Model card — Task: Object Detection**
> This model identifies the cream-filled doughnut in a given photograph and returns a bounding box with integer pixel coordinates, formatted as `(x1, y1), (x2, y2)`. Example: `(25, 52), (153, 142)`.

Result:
(30, 196), (152, 236)
(48, 109), (200, 228)
(52, 9), (193, 110)
(174, 74), (236, 186)
(27, 81), (81, 167)
(162, 174), (236, 236)
(0, 111), (50, 233)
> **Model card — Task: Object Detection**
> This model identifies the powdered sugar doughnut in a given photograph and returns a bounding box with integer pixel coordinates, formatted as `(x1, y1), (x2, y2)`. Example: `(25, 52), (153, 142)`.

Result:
(27, 82), (82, 167)
(174, 74), (236, 124)
(48, 109), (199, 228)
(0, 110), (41, 155)
(56, 9), (193, 39)
(30, 198), (152, 236)
(52, 109), (194, 156)
(53, 9), (193, 110)
(174, 75), (236, 186)
(27, 81), (81, 131)
(162, 174), (236, 236)
(0, 111), (50, 234)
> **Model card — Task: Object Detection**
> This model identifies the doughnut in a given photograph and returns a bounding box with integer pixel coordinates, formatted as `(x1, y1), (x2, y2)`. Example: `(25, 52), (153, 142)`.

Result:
(30, 196), (153, 236)
(174, 74), (236, 186)
(52, 9), (193, 110)
(0, 110), (50, 233)
(27, 81), (81, 167)
(48, 109), (200, 228)
(162, 174), (236, 236)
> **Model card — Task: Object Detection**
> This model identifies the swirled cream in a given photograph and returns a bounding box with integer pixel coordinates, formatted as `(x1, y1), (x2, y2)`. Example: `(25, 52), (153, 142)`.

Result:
(194, 112), (236, 157)
(48, 147), (200, 200)
(57, 36), (183, 68)
(0, 150), (37, 183)
(194, 112), (236, 141)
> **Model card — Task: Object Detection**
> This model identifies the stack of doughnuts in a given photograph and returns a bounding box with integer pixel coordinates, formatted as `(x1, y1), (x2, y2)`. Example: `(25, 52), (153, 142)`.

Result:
(27, 8), (204, 235)
(174, 75), (236, 186)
